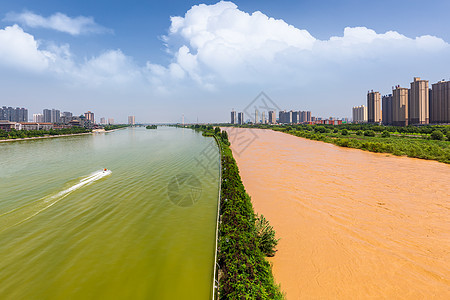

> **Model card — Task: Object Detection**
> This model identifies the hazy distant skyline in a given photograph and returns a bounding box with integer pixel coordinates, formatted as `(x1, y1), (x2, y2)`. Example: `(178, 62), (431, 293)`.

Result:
(1, 0), (450, 123)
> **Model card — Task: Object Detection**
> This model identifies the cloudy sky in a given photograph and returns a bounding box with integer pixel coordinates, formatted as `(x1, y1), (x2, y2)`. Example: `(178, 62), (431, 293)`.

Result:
(1, 0), (450, 123)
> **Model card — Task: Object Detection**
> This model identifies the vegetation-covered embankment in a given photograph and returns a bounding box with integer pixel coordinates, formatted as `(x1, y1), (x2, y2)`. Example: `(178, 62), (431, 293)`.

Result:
(0, 127), (91, 140)
(191, 125), (284, 300)
(224, 123), (450, 164)
(103, 124), (129, 131)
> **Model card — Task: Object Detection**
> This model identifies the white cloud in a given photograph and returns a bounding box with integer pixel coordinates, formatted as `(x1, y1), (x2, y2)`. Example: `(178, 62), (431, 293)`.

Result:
(4, 11), (111, 35)
(1, 2), (450, 99)
(0, 24), (50, 71)
(158, 1), (450, 87)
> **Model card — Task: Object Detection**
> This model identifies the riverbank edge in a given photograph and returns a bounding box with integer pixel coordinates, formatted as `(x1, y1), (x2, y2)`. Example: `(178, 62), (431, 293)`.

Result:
(0, 132), (93, 143)
(190, 126), (284, 300)
(0, 126), (130, 143)
(211, 134), (222, 300)
(221, 124), (449, 164)
(274, 127), (450, 164)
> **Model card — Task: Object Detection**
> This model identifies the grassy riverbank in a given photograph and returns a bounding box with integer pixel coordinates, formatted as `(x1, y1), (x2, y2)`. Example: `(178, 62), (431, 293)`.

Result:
(224, 124), (450, 164)
(190, 125), (284, 299)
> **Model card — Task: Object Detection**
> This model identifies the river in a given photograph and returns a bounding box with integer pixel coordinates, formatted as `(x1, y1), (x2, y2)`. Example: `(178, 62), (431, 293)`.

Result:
(0, 127), (220, 299)
(225, 127), (450, 299)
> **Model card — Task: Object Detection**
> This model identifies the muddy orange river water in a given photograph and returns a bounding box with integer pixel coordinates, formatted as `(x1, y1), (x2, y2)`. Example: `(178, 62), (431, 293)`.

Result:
(224, 128), (450, 299)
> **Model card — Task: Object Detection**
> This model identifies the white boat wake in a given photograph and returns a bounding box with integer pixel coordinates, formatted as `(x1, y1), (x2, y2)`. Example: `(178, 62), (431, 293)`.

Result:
(0, 169), (111, 232)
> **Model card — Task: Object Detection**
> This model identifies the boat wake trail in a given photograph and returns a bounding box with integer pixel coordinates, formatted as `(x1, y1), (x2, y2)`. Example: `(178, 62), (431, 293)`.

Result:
(0, 170), (111, 232)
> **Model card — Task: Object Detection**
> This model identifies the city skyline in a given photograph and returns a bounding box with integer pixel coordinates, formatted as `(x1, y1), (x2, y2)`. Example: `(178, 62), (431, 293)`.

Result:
(1, 1), (450, 123)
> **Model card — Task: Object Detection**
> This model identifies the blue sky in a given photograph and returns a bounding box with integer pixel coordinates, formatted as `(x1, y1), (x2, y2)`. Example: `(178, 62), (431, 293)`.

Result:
(1, 0), (450, 123)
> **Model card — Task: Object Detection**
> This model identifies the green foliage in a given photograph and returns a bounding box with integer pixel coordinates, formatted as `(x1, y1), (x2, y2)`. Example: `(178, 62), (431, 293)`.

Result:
(255, 214), (279, 257)
(0, 127), (91, 140)
(215, 127), (221, 135)
(431, 130), (444, 140)
(221, 130), (228, 140)
(341, 129), (348, 136)
(364, 130), (376, 137)
(146, 125), (157, 129)
(104, 124), (129, 131)
(219, 147), (283, 299)
(381, 131), (390, 138)
(356, 130), (363, 136)
(190, 125), (284, 299)
(333, 128), (339, 133)
(315, 126), (326, 133)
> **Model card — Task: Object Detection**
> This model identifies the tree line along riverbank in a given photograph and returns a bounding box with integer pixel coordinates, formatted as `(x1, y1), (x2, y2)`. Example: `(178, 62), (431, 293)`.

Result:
(189, 125), (284, 300)
(222, 123), (450, 164)
(0, 124), (129, 141)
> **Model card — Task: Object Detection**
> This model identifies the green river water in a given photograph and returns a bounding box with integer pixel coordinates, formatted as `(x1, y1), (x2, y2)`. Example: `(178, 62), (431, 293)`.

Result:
(0, 127), (220, 299)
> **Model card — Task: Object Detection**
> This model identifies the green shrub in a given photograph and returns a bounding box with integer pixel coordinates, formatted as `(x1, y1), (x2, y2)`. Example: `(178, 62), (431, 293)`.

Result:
(431, 130), (444, 140)
(341, 129), (348, 136)
(333, 128), (338, 133)
(255, 214), (279, 257)
(364, 130), (376, 137)
(315, 126), (326, 133)
(381, 131), (390, 138)
(356, 130), (363, 136)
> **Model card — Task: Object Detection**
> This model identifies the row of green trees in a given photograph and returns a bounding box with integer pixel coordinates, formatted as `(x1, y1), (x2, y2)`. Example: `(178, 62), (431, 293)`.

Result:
(191, 125), (283, 299)
(0, 127), (91, 140)
(103, 124), (129, 131)
(145, 125), (157, 129)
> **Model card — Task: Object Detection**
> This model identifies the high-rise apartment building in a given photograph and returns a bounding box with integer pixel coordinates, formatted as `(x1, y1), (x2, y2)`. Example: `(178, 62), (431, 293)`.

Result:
(237, 112), (244, 125)
(268, 111), (276, 124)
(291, 111), (298, 123)
(392, 86), (409, 126)
(299, 111), (309, 123)
(409, 77), (429, 124)
(230, 110), (237, 124)
(367, 91), (381, 123)
(100, 117), (106, 125)
(261, 111), (266, 124)
(52, 109), (61, 123)
(108, 118), (114, 125)
(128, 116), (136, 125)
(0, 106), (28, 122)
(279, 110), (292, 124)
(85, 111), (94, 124)
(43, 109), (51, 123)
(352, 105), (367, 123)
(43, 109), (60, 123)
(33, 113), (44, 123)
(254, 109), (259, 124)
(382, 94), (393, 125)
(431, 80), (450, 124)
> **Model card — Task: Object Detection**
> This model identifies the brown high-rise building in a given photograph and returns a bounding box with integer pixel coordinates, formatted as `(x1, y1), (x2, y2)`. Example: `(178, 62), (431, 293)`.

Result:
(85, 111), (95, 124)
(409, 77), (429, 124)
(431, 80), (450, 124)
(268, 111), (276, 124)
(367, 91), (381, 123)
(392, 86), (409, 126)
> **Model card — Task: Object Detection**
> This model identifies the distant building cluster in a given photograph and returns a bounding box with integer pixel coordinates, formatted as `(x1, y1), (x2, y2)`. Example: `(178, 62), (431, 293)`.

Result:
(354, 77), (450, 125)
(0, 106), (115, 132)
(0, 106), (28, 122)
(128, 116), (136, 125)
(278, 110), (311, 124)
(231, 108), (347, 125)
(232, 108), (349, 125)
